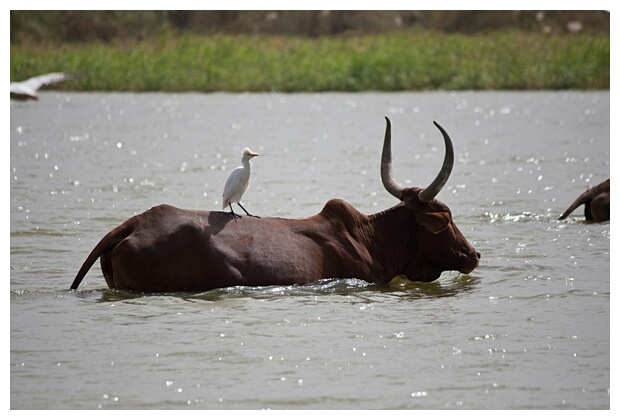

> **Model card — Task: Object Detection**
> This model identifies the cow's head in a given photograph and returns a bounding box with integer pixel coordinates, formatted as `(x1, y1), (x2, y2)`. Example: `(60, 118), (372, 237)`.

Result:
(381, 117), (480, 281)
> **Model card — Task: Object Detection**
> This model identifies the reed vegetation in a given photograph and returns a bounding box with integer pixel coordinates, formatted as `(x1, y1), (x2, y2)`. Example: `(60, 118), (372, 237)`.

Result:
(10, 30), (609, 92)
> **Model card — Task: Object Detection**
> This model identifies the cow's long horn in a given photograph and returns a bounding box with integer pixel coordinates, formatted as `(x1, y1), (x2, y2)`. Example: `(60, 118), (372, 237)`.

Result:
(418, 121), (455, 203)
(381, 117), (405, 199)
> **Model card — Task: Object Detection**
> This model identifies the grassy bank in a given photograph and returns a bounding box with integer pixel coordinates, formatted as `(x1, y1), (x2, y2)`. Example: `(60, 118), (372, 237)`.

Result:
(10, 30), (610, 92)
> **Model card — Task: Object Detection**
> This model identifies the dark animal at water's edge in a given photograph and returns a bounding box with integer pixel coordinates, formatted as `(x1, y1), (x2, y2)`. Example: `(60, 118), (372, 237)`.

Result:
(559, 179), (610, 222)
(10, 72), (74, 100)
(70, 117), (480, 293)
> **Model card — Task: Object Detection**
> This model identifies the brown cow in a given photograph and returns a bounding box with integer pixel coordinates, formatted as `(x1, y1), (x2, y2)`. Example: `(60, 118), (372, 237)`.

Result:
(559, 179), (610, 222)
(70, 117), (480, 292)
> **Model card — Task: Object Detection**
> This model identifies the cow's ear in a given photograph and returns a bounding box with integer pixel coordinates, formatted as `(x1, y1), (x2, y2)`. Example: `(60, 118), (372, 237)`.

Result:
(416, 212), (451, 234)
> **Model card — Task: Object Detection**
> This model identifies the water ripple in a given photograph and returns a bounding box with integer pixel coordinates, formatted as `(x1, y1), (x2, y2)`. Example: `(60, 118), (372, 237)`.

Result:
(57, 276), (483, 304)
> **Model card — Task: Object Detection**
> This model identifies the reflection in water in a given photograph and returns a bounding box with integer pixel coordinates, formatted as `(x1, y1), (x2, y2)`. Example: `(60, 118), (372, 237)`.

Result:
(383, 274), (481, 299)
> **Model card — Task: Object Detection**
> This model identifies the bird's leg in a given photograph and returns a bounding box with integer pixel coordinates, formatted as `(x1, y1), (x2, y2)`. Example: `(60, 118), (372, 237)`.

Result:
(228, 204), (241, 219)
(237, 203), (259, 218)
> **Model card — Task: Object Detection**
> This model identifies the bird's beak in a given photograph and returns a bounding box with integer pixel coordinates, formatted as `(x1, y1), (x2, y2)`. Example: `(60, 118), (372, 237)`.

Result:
(251, 153), (259, 157)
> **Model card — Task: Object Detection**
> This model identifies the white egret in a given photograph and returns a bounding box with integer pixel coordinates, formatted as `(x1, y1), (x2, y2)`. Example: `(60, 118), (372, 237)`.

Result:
(10, 72), (74, 100)
(222, 147), (259, 218)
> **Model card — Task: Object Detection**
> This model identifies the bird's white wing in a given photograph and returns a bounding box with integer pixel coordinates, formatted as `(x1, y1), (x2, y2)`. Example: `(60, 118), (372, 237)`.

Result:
(22, 73), (73, 91)
(222, 166), (243, 208)
(11, 73), (75, 100)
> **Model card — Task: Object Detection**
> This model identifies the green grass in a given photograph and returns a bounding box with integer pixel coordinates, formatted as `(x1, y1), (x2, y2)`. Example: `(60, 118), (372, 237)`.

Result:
(10, 30), (610, 92)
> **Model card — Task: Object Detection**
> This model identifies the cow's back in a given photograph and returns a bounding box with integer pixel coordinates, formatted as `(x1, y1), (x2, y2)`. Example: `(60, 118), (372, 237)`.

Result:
(104, 205), (331, 292)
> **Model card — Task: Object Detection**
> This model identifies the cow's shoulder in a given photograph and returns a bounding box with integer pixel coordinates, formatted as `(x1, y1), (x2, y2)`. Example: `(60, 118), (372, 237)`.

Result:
(319, 199), (368, 229)
(320, 198), (361, 216)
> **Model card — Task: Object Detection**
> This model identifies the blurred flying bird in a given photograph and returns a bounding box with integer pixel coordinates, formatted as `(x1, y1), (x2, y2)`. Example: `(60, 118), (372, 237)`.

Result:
(222, 147), (260, 218)
(10, 72), (74, 100)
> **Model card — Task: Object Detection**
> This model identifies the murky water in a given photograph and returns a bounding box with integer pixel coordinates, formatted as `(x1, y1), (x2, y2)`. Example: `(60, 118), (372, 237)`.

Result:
(10, 91), (609, 409)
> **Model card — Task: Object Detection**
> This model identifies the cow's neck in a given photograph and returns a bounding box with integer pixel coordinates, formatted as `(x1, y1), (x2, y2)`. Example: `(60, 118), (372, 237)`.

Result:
(317, 199), (416, 283)
(366, 204), (416, 282)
